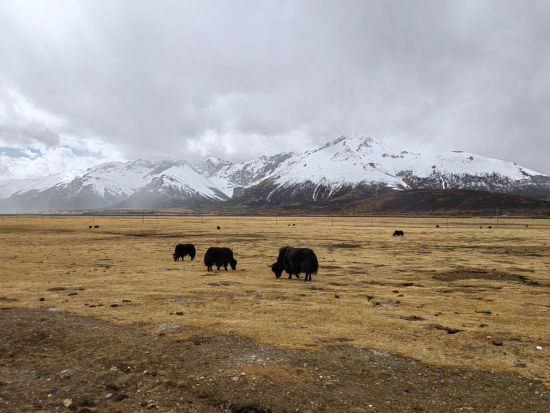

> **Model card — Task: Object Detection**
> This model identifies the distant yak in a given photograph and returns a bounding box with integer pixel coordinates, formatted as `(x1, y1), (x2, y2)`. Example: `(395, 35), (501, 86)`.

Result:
(271, 246), (318, 282)
(393, 230), (404, 237)
(204, 247), (237, 272)
(173, 244), (196, 261)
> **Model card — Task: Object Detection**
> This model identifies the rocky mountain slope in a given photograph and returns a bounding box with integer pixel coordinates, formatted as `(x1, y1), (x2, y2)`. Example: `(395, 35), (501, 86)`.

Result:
(1, 134), (548, 212)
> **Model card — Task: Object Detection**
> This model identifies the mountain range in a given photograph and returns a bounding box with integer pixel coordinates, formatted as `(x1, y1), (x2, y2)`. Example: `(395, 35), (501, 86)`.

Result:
(1, 134), (548, 213)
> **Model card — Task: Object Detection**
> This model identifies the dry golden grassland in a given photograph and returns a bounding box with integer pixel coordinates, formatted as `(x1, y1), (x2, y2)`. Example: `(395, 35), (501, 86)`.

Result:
(1, 215), (549, 384)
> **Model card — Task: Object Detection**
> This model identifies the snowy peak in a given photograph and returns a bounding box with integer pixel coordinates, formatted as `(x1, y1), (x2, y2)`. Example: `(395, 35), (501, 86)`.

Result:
(206, 152), (296, 197)
(195, 156), (234, 177)
(148, 163), (228, 200)
(63, 159), (228, 201)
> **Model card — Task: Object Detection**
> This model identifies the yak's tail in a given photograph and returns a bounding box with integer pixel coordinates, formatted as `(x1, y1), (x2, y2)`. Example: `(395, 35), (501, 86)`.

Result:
(311, 252), (319, 274)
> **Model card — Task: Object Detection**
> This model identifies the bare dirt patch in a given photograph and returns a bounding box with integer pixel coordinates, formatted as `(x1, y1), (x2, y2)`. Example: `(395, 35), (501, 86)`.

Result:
(328, 242), (362, 249)
(0, 308), (548, 413)
(434, 268), (544, 286)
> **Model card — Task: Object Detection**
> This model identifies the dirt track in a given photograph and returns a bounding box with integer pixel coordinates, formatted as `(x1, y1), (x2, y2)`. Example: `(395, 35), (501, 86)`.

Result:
(0, 308), (548, 413)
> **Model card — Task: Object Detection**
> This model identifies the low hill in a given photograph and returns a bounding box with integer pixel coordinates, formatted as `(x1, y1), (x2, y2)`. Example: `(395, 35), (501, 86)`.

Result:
(340, 189), (550, 216)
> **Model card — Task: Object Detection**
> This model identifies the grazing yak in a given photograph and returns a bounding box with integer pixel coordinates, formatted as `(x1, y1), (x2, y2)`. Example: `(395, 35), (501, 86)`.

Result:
(393, 230), (405, 237)
(271, 246), (318, 281)
(173, 244), (196, 261)
(204, 247), (237, 272)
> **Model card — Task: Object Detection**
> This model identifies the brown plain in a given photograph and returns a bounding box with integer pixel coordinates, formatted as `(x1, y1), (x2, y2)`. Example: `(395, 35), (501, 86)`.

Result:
(1, 215), (549, 386)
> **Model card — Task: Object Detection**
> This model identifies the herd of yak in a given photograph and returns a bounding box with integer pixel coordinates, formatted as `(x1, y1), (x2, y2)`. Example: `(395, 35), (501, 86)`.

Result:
(173, 244), (319, 281)
(172, 230), (405, 282)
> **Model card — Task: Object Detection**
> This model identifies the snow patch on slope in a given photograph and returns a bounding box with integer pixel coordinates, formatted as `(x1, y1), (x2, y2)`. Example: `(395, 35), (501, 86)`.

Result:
(153, 163), (228, 199)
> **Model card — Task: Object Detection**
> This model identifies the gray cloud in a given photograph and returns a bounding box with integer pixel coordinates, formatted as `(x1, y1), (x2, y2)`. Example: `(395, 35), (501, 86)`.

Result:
(0, 0), (548, 174)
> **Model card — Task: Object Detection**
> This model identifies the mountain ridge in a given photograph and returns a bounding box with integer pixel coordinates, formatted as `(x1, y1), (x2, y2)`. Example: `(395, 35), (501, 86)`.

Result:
(1, 134), (548, 212)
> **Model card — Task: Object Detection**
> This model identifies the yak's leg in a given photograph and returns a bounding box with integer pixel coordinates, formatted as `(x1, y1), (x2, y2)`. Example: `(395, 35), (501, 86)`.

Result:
(224, 264), (228, 271)
(217, 265), (221, 271)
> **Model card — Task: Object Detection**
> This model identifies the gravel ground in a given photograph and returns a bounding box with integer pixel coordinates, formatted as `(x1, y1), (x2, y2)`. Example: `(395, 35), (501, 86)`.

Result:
(0, 307), (548, 412)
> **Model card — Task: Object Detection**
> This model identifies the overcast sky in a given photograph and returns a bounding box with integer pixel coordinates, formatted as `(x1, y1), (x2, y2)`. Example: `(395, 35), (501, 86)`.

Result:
(0, 0), (549, 178)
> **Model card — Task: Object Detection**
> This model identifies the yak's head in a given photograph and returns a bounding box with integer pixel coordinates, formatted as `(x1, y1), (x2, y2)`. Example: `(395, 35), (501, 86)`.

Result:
(172, 253), (178, 261)
(229, 258), (237, 270)
(271, 262), (283, 278)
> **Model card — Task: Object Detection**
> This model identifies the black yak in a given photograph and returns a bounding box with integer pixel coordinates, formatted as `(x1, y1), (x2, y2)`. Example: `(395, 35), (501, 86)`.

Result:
(393, 230), (404, 237)
(173, 244), (196, 261)
(204, 247), (237, 272)
(271, 246), (318, 282)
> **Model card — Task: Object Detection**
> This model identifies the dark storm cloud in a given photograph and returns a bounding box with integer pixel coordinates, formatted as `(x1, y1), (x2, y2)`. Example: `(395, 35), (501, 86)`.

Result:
(0, 0), (548, 174)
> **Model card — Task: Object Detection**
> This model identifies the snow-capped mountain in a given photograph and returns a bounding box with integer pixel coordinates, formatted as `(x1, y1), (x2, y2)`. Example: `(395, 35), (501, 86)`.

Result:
(205, 134), (549, 204)
(0, 159), (228, 212)
(0, 134), (548, 212)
